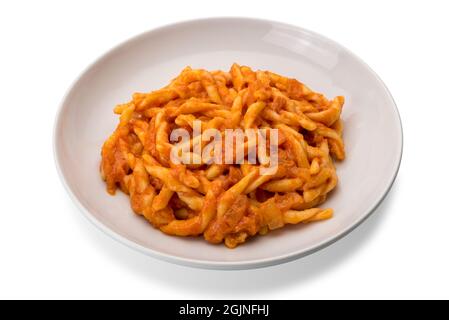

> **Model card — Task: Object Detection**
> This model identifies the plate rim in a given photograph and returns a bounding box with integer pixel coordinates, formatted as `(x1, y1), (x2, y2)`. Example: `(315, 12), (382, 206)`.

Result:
(53, 17), (403, 270)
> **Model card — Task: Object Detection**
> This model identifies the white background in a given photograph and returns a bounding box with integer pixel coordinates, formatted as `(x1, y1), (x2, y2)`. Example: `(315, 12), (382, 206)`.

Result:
(1, 0), (448, 299)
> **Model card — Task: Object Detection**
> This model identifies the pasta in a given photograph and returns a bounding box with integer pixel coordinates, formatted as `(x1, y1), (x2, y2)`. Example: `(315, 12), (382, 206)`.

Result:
(100, 64), (345, 248)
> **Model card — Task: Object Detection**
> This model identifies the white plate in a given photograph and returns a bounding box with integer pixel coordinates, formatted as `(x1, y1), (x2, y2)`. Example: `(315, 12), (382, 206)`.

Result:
(54, 18), (402, 269)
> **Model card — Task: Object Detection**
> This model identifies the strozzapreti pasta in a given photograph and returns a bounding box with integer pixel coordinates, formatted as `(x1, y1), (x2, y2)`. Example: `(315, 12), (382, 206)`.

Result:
(100, 64), (345, 248)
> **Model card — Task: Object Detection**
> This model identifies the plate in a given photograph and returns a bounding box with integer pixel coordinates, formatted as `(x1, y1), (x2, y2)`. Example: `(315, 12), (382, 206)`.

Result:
(54, 18), (402, 269)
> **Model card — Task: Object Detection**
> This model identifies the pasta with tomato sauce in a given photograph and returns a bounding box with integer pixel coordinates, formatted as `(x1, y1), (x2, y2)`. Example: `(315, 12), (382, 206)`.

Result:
(100, 64), (345, 248)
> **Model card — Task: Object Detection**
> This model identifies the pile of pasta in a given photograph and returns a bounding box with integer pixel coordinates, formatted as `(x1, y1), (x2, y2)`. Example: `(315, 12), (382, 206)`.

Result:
(100, 64), (345, 248)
